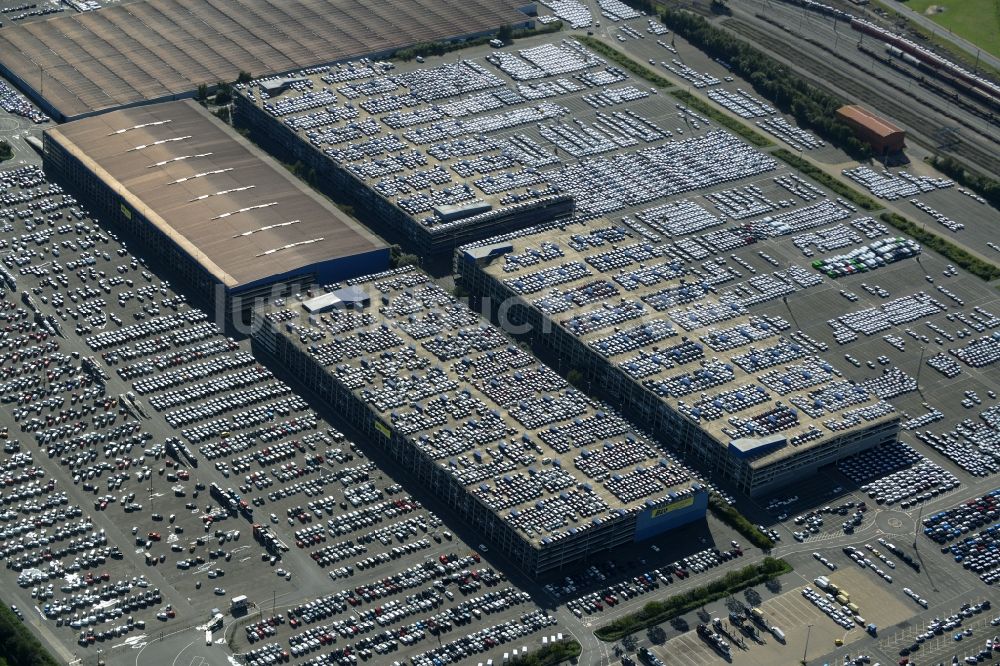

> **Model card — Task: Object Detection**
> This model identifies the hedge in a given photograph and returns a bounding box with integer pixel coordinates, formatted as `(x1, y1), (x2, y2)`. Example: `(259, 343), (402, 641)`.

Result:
(880, 213), (1000, 282)
(576, 36), (674, 89)
(0, 601), (60, 666)
(707, 493), (774, 550)
(772, 149), (881, 211)
(669, 89), (771, 147)
(509, 639), (582, 665)
(594, 557), (792, 641)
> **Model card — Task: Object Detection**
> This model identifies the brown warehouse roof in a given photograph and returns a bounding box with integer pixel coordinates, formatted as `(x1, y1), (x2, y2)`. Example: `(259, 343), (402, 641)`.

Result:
(45, 99), (384, 289)
(0, 0), (531, 120)
(837, 105), (904, 138)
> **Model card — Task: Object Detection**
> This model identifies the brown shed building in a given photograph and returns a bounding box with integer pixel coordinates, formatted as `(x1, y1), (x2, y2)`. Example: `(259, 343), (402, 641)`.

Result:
(836, 105), (906, 154)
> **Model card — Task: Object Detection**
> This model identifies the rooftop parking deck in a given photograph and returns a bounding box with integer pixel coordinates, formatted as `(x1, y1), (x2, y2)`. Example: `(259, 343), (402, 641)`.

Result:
(466, 213), (900, 470)
(232, 37), (785, 254)
(255, 267), (705, 548)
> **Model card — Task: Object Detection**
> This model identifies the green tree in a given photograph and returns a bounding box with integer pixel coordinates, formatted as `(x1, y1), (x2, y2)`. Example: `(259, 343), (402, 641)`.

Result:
(0, 140), (12, 161)
(214, 82), (232, 105)
(647, 625), (667, 644)
(710, 0), (731, 14)
(213, 106), (231, 123)
(196, 82), (209, 102)
(498, 24), (514, 43)
(395, 253), (420, 268)
(237, 70), (253, 84)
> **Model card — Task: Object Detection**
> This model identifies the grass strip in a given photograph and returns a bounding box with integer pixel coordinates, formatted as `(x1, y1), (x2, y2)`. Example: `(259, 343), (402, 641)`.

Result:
(708, 493), (774, 550)
(668, 89), (771, 147)
(594, 557), (792, 642)
(772, 149), (881, 211)
(510, 639), (582, 665)
(880, 213), (1000, 281)
(577, 36), (674, 88)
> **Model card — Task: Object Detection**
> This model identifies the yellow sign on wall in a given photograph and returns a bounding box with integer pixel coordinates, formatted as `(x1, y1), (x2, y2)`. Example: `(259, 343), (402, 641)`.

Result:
(120, 202), (132, 220)
(374, 420), (391, 439)
(651, 496), (695, 518)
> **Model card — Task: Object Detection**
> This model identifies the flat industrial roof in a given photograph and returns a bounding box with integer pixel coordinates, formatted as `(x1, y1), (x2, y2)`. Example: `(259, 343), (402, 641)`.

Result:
(0, 0), (532, 120)
(837, 105), (904, 138)
(259, 267), (703, 545)
(45, 99), (384, 289)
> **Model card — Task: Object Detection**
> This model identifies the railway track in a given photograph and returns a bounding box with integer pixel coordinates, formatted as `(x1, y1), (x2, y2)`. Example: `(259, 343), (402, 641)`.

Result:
(722, 17), (1000, 177)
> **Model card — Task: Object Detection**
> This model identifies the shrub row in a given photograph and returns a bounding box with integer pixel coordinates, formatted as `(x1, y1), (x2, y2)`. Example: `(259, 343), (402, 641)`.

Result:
(669, 89), (771, 147)
(594, 557), (792, 642)
(928, 155), (1000, 212)
(577, 36), (674, 88)
(880, 213), (1000, 281)
(509, 639), (582, 665)
(707, 493), (774, 550)
(771, 149), (881, 211)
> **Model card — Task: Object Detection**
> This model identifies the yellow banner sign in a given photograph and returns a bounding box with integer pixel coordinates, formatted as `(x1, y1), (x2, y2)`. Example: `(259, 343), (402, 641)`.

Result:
(374, 420), (391, 439)
(651, 496), (695, 518)
(120, 202), (132, 220)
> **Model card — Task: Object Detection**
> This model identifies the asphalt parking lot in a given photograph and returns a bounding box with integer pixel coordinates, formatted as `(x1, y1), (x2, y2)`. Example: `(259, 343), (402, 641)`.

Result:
(0, 164), (581, 666)
(0, 156), (765, 666)
(0, 3), (997, 666)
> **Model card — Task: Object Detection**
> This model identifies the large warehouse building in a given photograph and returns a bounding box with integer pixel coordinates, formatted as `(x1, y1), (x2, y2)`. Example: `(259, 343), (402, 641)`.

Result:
(251, 266), (707, 578)
(0, 0), (536, 121)
(836, 105), (906, 155)
(456, 220), (901, 497)
(43, 99), (388, 326)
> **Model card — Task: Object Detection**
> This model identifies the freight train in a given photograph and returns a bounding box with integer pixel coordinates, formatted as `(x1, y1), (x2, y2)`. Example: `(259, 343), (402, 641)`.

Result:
(852, 18), (1000, 107)
(777, 0), (1000, 109)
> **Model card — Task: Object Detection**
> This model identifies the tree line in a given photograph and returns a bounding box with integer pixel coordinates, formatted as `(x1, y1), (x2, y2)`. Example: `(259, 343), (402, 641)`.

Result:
(0, 602), (59, 666)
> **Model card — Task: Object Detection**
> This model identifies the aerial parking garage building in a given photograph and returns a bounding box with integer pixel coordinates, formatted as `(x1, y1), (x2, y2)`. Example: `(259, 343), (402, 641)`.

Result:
(231, 52), (583, 260)
(456, 219), (901, 497)
(251, 266), (706, 578)
(42, 99), (388, 325)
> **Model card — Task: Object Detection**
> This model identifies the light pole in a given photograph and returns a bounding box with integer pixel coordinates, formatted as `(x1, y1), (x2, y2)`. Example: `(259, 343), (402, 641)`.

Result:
(803, 624), (813, 663)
